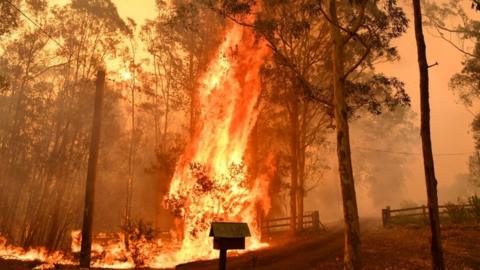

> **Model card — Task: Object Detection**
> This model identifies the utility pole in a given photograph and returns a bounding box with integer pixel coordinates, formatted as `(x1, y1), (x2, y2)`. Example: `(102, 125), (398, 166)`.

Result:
(412, 1), (445, 269)
(80, 70), (105, 268)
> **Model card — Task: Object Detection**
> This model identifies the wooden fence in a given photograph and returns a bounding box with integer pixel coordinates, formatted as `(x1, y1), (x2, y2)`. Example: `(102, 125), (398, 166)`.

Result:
(382, 204), (474, 227)
(261, 211), (326, 235)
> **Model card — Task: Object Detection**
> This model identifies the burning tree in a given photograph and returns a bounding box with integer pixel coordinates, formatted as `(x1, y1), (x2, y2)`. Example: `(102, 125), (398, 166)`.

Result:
(159, 22), (272, 265)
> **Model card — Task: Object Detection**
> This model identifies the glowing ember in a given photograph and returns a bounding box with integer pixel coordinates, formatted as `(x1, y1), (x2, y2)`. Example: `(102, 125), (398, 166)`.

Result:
(0, 22), (271, 269)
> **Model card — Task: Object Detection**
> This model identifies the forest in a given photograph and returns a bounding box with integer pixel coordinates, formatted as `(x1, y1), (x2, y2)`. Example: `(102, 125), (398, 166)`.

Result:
(0, 0), (479, 269)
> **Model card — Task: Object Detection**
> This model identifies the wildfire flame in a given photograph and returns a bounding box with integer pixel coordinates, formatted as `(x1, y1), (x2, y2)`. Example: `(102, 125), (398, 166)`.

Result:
(155, 22), (272, 267)
(0, 22), (271, 269)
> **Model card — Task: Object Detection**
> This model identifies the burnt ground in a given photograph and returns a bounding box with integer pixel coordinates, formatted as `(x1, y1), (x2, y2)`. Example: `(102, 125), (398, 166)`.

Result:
(2, 220), (479, 270)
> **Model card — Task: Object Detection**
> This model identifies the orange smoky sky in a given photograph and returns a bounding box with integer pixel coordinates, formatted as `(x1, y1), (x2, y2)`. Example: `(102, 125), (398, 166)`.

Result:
(51, 0), (477, 201)
(111, 0), (477, 201)
(113, 0), (157, 23)
(377, 2), (478, 201)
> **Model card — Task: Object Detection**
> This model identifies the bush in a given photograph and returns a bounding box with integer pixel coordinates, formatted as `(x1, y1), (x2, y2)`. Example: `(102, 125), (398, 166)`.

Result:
(468, 194), (480, 222)
(445, 203), (469, 224)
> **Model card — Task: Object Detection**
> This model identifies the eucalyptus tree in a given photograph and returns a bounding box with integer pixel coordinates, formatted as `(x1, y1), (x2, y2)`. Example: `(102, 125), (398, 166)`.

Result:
(256, 1), (407, 267)
(319, 0), (408, 267)
(413, 1), (447, 268)
(0, 2), (58, 245)
(0, 0), (129, 249)
(425, 0), (480, 187)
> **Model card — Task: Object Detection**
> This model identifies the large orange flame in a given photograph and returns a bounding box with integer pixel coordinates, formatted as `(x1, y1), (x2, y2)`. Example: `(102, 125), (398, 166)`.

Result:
(152, 22), (272, 267)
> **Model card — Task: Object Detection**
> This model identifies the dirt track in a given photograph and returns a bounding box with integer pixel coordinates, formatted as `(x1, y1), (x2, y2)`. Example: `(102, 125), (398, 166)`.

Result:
(176, 226), (345, 270)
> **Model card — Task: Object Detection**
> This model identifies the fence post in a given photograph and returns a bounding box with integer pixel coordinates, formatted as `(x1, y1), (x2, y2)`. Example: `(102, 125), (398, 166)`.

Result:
(312, 211), (320, 231)
(382, 206), (391, 227)
(422, 205), (428, 224)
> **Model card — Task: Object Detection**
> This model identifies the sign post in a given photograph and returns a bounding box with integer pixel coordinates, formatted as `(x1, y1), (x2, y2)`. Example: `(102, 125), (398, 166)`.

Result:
(209, 222), (251, 270)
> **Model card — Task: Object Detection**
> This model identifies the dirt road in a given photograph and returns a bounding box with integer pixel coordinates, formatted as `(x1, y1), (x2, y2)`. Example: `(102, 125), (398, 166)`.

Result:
(176, 226), (344, 270)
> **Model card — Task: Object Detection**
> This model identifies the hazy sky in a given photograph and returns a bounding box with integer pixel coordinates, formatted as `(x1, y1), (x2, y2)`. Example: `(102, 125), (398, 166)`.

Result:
(56, 1), (469, 216)
(108, 1), (477, 199)
(113, 0), (157, 23)
(378, 4), (478, 201)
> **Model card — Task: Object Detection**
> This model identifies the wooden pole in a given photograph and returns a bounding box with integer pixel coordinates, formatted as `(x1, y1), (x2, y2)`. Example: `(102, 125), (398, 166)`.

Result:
(412, 1), (445, 269)
(312, 211), (320, 230)
(219, 249), (227, 270)
(80, 70), (105, 268)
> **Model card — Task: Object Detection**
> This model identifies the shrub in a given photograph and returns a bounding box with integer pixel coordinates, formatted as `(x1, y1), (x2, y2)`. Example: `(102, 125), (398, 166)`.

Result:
(445, 203), (469, 224)
(468, 194), (480, 222)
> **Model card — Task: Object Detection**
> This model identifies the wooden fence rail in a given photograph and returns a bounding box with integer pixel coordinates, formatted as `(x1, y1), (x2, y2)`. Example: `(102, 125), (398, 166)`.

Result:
(261, 211), (326, 235)
(382, 204), (474, 227)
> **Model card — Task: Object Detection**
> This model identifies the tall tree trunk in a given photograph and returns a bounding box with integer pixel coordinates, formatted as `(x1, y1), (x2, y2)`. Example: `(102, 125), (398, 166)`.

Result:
(412, 1), (445, 269)
(80, 70), (105, 268)
(329, 1), (361, 269)
(298, 100), (307, 232)
(125, 42), (138, 249)
(289, 95), (299, 235)
(125, 73), (136, 250)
